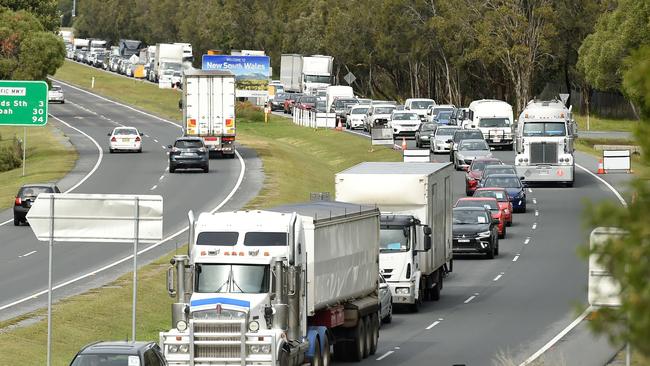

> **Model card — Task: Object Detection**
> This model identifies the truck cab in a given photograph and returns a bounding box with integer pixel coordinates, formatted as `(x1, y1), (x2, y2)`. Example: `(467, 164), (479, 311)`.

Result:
(467, 99), (514, 149)
(515, 99), (577, 186)
(404, 98), (436, 121)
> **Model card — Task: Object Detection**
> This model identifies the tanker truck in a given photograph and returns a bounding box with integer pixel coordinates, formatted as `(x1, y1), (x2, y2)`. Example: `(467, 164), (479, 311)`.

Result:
(160, 201), (381, 365)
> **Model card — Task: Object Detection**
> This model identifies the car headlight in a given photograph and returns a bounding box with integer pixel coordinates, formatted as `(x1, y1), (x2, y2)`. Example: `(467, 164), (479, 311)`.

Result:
(478, 231), (491, 237)
(176, 320), (187, 332)
(396, 287), (410, 294)
(516, 191), (525, 198)
(248, 321), (260, 332)
(167, 345), (179, 353)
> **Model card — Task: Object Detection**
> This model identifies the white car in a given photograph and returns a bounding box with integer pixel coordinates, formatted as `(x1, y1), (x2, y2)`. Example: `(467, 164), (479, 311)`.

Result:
(430, 126), (460, 153)
(346, 105), (369, 129)
(48, 85), (65, 104)
(108, 127), (143, 153)
(390, 111), (421, 138)
(379, 274), (392, 324)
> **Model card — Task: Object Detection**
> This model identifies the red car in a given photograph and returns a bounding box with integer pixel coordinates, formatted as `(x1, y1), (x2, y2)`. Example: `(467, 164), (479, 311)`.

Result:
(473, 187), (513, 226)
(454, 197), (507, 238)
(465, 158), (502, 196)
(283, 93), (303, 114)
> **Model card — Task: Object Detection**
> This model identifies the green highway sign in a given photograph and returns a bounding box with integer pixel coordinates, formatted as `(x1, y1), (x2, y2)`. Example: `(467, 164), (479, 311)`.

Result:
(0, 80), (48, 126)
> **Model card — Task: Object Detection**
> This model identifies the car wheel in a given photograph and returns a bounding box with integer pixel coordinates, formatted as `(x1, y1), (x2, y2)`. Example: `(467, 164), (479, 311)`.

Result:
(169, 165), (176, 173)
(486, 240), (495, 259)
(495, 238), (500, 255)
(14, 218), (20, 226)
(499, 226), (505, 239)
(137, 148), (142, 153)
(203, 165), (209, 173)
(384, 304), (392, 323)
(61, 100), (65, 104)
(109, 148), (114, 154)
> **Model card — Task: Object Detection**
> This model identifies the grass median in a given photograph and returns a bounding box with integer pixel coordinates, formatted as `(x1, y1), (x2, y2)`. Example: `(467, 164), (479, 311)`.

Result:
(574, 114), (638, 132)
(0, 60), (401, 365)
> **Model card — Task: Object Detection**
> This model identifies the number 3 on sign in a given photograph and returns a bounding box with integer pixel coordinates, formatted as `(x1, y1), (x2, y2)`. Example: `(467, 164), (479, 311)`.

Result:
(39, 101), (44, 107)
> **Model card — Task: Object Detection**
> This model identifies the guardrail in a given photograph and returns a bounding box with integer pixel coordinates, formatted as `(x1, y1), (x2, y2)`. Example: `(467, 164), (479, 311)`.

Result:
(291, 108), (336, 128)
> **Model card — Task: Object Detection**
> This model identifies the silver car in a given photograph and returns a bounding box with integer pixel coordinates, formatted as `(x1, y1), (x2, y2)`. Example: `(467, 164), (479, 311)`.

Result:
(48, 85), (65, 104)
(379, 274), (392, 324)
(454, 139), (493, 170)
(430, 126), (460, 154)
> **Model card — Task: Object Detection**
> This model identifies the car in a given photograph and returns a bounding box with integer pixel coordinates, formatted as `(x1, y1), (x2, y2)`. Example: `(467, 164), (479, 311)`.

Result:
(364, 104), (396, 132)
(108, 127), (143, 153)
(481, 164), (518, 183)
(379, 273), (392, 324)
(330, 97), (358, 122)
(433, 109), (454, 125)
(480, 173), (527, 213)
(452, 206), (500, 259)
(315, 98), (327, 113)
(414, 122), (437, 148)
(13, 183), (61, 226)
(474, 187), (513, 226)
(455, 197), (507, 238)
(430, 125), (460, 154)
(270, 93), (290, 111)
(449, 129), (484, 163)
(168, 137), (209, 173)
(346, 105), (370, 129)
(404, 98), (436, 121)
(454, 139), (493, 170)
(427, 104), (455, 123)
(68, 341), (167, 366)
(465, 158), (502, 196)
(283, 93), (303, 114)
(48, 85), (65, 104)
(389, 111), (421, 138)
(295, 95), (317, 111)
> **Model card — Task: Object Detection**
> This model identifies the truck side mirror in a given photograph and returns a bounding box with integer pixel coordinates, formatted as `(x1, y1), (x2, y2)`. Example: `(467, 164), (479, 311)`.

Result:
(423, 235), (432, 251)
(423, 225), (432, 236)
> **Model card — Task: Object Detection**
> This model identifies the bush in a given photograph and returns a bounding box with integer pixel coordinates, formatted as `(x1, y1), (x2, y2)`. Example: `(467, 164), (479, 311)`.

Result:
(0, 137), (23, 172)
(236, 101), (265, 123)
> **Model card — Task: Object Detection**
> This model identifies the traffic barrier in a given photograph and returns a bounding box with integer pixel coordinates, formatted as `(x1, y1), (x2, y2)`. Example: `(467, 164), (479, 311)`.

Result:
(401, 137), (407, 150)
(597, 159), (605, 174)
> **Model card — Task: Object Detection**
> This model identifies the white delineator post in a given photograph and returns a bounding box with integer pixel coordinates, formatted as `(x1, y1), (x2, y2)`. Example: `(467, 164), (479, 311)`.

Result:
(132, 197), (140, 341)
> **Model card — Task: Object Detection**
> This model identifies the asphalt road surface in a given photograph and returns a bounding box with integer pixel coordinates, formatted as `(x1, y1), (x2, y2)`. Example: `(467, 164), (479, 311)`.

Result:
(0, 82), (263, 321)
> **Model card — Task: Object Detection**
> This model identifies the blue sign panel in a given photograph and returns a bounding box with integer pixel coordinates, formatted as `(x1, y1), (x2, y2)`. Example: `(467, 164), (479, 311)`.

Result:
(202, 55), (270, 97)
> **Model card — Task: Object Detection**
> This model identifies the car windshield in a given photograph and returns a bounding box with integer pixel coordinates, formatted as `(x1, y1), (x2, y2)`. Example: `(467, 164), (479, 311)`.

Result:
(432, 108), (453, 117)
(411, 101), (434, 109)
(459, 140), (489, 151)
(393, 113), (419, 120)
(351, 107), (368, 114)
(51, 86), (62, 91)
(454, 131), (483, 142)
(470, 160), (499, 171)
(436, 128), (459, 137)
(436, 111), (453, 120)
(484, 166), (516, 176)
(483, 176), (521, 188)
(334, 99), (356, 108)
(479, 118), (510, 127)
(475, 190), (509, 202)
(522, 122), (567, 136)
(175, 140), (203, 148)
(421, 123), (436, 132)
(456, 199), (498, 210)
(374, 107), (395, 114)
(196, 264), (270, 293)
(70, 354), (132, 366)
(274, 94), (289, 101)
(304, 75), (330, 83)
(113, 128), (138, 136)
(379, 227), (409, 252)
(19, 186), (53, 197)
(453, 210), (490, 225)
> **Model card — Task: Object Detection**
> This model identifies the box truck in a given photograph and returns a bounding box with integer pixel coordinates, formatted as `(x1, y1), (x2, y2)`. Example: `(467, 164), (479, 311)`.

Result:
(160, 201), (381, 365)
(182, 70), (236, 158)
(467, 99), (515, 149)
(336, 162), (453, 311)
(280, 54), (334, 94)
(154, 43), (184, 87)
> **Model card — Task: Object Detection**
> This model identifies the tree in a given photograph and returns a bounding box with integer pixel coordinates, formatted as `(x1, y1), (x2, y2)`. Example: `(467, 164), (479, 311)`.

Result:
(0, 0), (60, 32)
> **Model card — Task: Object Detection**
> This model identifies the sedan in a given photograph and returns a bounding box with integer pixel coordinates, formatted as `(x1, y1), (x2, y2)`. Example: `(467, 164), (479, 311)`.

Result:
(379, 274), (392, 324)
(480, 173), (526, 213)
(465, 158), (502, 196)
(455, 197), (507, 238)
(474, 187), (513, 226)
(415, 123), (437, 148)
(168, 137), (209, 173)
(430, 126), (460, 154)
(108, 127), (143, 153)
(13, 183), (61, 226)
(452, 207), (500, 259)
(48, 85), (65, 104)
(454, 139), (493, 170)
(270, 93), (290, 111)
(449, 129), (483, 163)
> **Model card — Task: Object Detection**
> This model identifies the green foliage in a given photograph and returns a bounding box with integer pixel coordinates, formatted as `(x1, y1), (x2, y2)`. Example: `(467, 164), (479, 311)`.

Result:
(0, 0), (60, 31)
(0, 136), (22, 172)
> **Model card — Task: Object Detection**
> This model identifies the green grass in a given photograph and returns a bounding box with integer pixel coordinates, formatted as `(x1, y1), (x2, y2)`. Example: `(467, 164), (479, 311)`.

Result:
(575, 114), (638, 132)
(0, 59), (402, 365)
(0, 125), (77, 210)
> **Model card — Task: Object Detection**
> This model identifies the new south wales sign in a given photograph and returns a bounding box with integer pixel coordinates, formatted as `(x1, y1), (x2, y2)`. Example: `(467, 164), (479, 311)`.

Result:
(0, 80), (48, 126)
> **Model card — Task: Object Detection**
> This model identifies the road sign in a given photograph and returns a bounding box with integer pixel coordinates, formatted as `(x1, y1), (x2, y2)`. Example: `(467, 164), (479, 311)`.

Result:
(588, 227), (624, 307)
(0, 80), (48, 126)
(344, 72), (356, 85)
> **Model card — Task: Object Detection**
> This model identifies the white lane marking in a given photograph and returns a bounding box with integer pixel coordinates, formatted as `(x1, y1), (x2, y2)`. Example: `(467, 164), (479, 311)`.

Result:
(533, 198), (537, 204)
(150, 185), (157, 191)
(535, 210), (539, 216)
(0, 149), (246, 312)
(19, 250), (37, 258)
(0, 114), (104, 227)
(394, 346), (400, 350)
(376, 351), (394, 361)
(161, 145), (167, 149)
(493, 272), (505, 281)
(520, 164), (628, 365)
(513, 254), (520, 262)
(159, 175), (165, 181)
(524, 237), (531, 245)
(154, 139), (158, 143)
(464, 294), (478, 304)
(532, 223), (537, 230)
(426, 318), (444, 330)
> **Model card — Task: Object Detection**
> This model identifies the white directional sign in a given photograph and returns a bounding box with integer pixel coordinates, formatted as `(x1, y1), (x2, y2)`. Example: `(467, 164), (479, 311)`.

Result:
(344, 72), (356, 85)
(27, 193), (163, 242)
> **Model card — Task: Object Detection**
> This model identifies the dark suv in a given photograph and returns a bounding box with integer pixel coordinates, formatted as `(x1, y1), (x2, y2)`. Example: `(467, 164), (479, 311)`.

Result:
(69, 341), (167, 366)
(452, 207), (500, 259)
(168, 137), (209, 173)
(13, 183), (61, 226)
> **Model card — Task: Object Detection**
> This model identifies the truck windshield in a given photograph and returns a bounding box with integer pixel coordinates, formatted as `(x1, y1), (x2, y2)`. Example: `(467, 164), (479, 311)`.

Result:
(196, 264), (270, 294)
(243, 232), (287, 246)
(379, 227), (410, 252)
(479, 118), (510, 127)
(411, 101), (434, 109)
(522, 122), (566, 136)
(304, 75), (330, 83)
(196, 231), (239, 246)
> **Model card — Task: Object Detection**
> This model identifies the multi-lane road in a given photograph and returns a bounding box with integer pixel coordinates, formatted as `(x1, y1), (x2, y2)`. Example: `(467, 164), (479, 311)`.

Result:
(0, 82), (263, 321)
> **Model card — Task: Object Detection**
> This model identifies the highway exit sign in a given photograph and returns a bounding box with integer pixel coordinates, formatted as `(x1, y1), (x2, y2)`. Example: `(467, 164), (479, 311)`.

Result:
(0, 80), (48, 126)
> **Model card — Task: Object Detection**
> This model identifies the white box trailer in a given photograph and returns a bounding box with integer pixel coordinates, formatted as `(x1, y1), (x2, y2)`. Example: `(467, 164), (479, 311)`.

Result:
(335, 162), (453, 310)
(183, 70), (236, 158)
(280, 54), (303, 92)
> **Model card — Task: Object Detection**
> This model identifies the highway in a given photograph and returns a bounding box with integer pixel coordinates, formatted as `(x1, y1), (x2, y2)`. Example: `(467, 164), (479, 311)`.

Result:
(0, 82), (263, 321)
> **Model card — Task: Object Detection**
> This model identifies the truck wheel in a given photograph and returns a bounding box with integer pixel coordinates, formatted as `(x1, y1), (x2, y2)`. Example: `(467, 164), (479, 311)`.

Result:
(350, 318), (366, 361)
(333, 341), (349, 362)
(321, 335), (331, 366)
(384, 304), (392, 323)
(312, 337), (323, 366)
(431, 270), (442, 301)
(368, 313), (379, 355)
(363, 316), (372, 358)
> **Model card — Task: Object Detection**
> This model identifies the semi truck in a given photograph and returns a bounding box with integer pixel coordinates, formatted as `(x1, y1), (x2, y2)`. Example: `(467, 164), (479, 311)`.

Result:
(182, 70), (236, 158)
(280, 54), (333, 94)
(515, 99), (578, 186)
(154, 43), (184, 87)
(467, 99), (514, 149)
(335, 162), (453, 311)
(159, 201), (381, 365)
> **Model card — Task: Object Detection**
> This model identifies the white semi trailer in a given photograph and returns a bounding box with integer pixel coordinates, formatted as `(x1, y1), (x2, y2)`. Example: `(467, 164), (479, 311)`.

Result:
(335, 162), (453, 311)
(467, 99), (515, 149)
(280, 54), (333, 94)
(515, 99), (578, 186)
(160, 201), (381, 365)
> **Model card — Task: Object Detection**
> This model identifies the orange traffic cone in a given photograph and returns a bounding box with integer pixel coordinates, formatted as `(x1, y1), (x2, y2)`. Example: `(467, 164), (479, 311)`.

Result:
(401, 137), (407, 150)
(336, 117), (343, 131)
(597, 159), (605, 174)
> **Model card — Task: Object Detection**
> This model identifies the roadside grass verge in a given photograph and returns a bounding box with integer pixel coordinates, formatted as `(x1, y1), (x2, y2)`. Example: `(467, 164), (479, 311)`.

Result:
(575, 137), (645, 176)
(574, 114), (638, 133)
(0, 125), (77, 210)
(0, 59), (402, 365)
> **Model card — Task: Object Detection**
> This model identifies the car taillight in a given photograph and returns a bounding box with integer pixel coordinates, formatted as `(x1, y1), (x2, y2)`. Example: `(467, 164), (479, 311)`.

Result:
(135, 136), (141, 142)
(223, 137), (235, 142)
(15, 197), (21, 205)
(111, 137), (117, 142)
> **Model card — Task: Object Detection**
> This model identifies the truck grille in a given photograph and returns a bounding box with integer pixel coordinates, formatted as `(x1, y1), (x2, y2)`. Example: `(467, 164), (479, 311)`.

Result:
(192, 319), (245, 360)
(530, 142), (557, 164)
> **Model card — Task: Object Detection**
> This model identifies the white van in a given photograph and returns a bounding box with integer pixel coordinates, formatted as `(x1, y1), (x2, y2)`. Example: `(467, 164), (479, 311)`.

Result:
(467, 99), (514, 149)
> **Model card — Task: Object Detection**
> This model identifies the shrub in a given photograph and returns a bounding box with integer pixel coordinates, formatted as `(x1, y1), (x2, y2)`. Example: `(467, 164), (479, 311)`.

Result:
(0, 137), (23, 172)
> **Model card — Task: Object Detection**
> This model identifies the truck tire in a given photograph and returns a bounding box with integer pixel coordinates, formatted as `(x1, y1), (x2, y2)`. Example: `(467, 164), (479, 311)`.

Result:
(363, 316), (372, 358)
(333, 341), (349, 362)
(312, 337), (323, 366)
(349, 318), (366, 361)
(368, 313), (379, 355)
(430, 270), (442, 301)
(321, 335), (331, 366)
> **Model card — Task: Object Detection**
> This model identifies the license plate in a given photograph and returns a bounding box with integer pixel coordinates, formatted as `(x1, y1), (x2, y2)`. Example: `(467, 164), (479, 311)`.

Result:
(538, 168), (550, 175)
(181, 152), (196, 156)
(493, 138), (501, 143)
(121, 138), (130, 143)
(458, 239), (470, 243)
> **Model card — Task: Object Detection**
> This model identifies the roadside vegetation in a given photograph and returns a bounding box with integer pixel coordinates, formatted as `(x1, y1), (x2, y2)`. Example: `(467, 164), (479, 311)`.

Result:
(574, 115), (638, 133)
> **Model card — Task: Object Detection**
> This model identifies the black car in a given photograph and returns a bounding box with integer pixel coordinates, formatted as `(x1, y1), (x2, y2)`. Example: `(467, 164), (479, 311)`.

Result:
(452, 207), (500, 259)
(270, 93), (290, 111)
(449, 129), (484, 163)
(13, 183), (61, 226)
(415, 123), (437, 148)
(69, 341), (167, 366)
(168, 137), (209, 173)
(481, 164), (518, 184)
